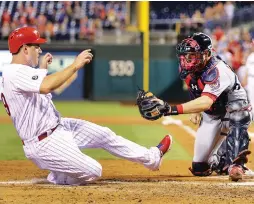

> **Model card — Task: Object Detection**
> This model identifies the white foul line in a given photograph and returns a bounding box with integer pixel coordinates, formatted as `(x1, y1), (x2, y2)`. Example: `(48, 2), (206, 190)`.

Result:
(162, 116), (196, 137)
(0, 178), (48, 185)
(1, 178), (254, 187)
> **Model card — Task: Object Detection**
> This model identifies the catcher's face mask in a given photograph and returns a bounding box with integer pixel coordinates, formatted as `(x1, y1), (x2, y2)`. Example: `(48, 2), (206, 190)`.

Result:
(176, 38), (208, 73)
(178, 52), (203, 72)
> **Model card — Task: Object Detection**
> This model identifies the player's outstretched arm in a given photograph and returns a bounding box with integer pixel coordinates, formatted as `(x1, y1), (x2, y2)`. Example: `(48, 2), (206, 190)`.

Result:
(179, 95), (214, 114)
(39, 49), (93, 94)
(162, 95), (214, 116)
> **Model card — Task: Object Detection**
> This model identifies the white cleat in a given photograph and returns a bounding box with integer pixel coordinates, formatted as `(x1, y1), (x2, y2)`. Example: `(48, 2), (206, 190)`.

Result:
(244, 166), (254, 176)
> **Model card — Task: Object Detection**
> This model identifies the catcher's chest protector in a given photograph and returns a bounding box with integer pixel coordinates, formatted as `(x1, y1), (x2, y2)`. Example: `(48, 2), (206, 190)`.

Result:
(184, 57), (219, 97)
(184, 57), (227, 115)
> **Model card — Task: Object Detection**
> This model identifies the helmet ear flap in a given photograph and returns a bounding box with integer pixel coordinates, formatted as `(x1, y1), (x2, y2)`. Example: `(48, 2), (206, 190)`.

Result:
(208, 50), (212, 57)
(203, 49), (212, 58)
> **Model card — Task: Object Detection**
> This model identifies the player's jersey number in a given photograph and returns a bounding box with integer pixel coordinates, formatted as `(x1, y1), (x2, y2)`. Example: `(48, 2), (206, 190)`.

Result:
(1, 93), (11, 116)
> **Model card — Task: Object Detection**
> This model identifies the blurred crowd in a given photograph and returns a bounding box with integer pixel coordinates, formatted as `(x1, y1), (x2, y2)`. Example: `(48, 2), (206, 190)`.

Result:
(0, 0), (253, 70)
(0, 1), (127, 42)
(174, 1), (254, 73)
(212, 27), (253, 72)
(177, 2), (237, 38)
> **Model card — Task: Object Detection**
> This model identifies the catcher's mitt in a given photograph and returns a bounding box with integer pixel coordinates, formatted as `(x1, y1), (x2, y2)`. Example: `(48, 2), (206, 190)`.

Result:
(136, 89), (170, 121)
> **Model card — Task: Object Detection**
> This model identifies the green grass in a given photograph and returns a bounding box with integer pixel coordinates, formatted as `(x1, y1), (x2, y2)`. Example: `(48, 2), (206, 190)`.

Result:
(0, 124), (25, 160)
(0, 101), (191, 118)
(54, 101), (140, 117)
(0, 101), (140, 117)
(0, 101), (191, 161)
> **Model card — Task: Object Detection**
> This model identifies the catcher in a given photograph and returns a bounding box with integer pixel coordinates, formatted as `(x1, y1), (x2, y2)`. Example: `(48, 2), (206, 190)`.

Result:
(137, 32), (252, 181)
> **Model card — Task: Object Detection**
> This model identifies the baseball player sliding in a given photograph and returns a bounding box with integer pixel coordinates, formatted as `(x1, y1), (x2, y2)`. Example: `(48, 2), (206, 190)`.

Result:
(137, 33), (252, 182)
(1, 27), (172, 185)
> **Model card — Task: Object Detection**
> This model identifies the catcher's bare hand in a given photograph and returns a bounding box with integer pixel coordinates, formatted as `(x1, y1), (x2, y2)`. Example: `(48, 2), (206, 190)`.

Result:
(40, 53), (53, 69)
(73, 49), (93, 70)
(189, 113), (202, 125)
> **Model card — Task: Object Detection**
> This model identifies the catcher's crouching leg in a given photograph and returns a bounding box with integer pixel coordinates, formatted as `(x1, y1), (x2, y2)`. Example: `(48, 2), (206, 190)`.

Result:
(189, 162), (212, 176)
(224, 110), (251, 172)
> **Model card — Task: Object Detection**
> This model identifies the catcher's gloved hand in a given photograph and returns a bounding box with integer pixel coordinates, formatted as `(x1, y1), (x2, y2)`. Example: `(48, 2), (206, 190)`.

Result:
(136, 89), (170, 121)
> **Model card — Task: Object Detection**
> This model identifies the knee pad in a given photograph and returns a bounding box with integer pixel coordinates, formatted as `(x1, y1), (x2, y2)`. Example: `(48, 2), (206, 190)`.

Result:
(226, 111), (251, 166)
(189, 162), (212, 176)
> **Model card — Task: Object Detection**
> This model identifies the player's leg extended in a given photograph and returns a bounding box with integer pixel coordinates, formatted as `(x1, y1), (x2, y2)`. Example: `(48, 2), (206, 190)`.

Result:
(190, 113), (222, 176)
(23, 125), (102, 185)
(62, 118), (170, 171)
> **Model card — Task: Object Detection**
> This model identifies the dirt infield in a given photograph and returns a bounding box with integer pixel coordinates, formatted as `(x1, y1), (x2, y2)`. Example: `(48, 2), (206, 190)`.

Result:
(1, 160), (254, 204)
(1, 116), (254, 204)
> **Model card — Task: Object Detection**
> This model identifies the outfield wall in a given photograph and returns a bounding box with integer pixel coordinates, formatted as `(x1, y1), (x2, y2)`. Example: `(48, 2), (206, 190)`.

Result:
(0, 43), (189, 102)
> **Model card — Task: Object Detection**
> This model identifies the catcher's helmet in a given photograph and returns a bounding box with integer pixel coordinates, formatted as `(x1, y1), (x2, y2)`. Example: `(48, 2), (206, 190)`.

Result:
(8, 27), (46, 54)
(176, 32), (212, 73)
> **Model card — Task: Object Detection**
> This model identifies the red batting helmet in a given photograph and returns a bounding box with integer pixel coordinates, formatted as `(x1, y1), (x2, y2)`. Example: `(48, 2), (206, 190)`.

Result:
(8, 27), (46, 54)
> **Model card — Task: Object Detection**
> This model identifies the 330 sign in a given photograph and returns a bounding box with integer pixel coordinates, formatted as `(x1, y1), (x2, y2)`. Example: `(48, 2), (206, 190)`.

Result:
(109, 60), (135, 77)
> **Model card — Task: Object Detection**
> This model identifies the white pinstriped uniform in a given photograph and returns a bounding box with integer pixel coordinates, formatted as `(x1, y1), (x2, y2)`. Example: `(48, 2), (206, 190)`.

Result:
(1, 64), (162, 185)
(0, 76), (2, 99)
(246, 52), (254, 117)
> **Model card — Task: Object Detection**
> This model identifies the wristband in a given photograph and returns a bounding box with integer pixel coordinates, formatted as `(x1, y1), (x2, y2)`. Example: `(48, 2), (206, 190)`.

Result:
(170, 105), (183, 115)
